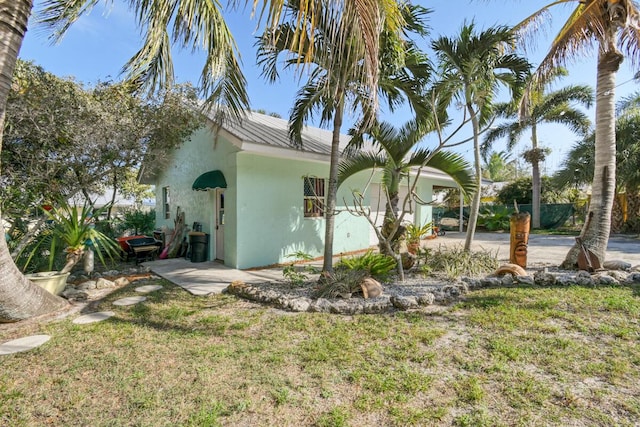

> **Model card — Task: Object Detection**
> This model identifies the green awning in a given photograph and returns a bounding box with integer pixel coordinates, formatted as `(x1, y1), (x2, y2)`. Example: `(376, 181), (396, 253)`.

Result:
(192, 170), (227, 191)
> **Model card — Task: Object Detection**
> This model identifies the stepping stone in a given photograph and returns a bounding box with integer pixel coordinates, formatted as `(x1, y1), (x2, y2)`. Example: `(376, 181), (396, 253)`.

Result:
(0, 335), (51, 355)
(72, 311), (115, 324)
(113, 296), (147, 306)
(135, 284), (163, 293)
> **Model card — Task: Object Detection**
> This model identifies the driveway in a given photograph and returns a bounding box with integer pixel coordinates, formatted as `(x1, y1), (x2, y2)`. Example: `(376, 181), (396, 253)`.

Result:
(426, 231), (640, 266)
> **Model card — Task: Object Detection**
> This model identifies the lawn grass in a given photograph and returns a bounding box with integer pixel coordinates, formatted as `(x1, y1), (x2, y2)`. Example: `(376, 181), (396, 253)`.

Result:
(1, 279), (639, 426)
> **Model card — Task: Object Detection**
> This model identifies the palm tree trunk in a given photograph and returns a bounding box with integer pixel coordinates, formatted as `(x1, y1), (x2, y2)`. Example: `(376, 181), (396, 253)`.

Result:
(464, 105), (482, 251)
(381, 172), (401, 254)
(0, 0), (68, 322)
(562, 46), (622, 267)
(322, 94), (345, 273)
(531, 123), (541, 229)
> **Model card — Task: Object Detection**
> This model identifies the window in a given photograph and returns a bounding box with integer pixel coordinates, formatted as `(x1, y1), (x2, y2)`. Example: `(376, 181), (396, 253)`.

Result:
(162, 186), (171, 219)
(303, 176), (325, 218)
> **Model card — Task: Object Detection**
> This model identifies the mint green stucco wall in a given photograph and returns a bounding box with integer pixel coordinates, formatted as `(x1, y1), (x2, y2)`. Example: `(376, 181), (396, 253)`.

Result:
(413, 176), (460, 228)
(154, 127), (239, 263)
(234, 153), (371, 269)
(153, 126), (459, 269)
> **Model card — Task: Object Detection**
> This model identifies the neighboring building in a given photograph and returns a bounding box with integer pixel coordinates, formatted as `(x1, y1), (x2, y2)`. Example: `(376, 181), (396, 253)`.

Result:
(140, 111), (462, 269)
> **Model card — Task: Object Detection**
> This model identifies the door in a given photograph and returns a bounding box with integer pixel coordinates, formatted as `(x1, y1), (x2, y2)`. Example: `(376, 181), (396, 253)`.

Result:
(215, 189), (225, 260)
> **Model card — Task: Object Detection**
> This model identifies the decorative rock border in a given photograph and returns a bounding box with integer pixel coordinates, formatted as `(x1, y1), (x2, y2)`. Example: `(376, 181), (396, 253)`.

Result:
(62, 266), (155, 302)
(225, 279), (473, 314)
(225, 266), (640, 314)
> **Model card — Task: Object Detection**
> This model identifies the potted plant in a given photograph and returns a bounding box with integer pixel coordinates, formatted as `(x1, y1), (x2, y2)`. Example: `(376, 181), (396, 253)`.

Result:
(405, 222), (432, 254)
(21, 200), (121, 295)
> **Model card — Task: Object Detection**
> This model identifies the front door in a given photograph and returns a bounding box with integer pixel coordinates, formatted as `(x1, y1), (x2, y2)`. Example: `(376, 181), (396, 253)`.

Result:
(215, 189), (225, 260)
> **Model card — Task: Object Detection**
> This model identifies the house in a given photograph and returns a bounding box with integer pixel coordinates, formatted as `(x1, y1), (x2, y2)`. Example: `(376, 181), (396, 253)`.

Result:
(140, 111), (462, 269)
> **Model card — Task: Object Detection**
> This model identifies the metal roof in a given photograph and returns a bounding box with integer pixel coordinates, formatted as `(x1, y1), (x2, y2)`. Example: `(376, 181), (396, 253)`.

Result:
(211, 110), (353, 156)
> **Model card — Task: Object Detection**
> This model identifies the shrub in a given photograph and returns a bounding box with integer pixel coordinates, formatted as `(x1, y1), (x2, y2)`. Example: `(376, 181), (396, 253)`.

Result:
(478, 206), (513, 231)
(420, 246), (498, 279)
(313, 269), (368, 299)
(283, 251), (319, 286)
(117, 208), (156, 236)
(336, 250), (396, 279)
(18, 201), (121, 273)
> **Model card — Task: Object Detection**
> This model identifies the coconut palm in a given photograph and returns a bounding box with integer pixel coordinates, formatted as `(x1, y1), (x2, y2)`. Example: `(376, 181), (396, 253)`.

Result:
(554, 91), (640, 192)
(431, 23), (531, 251)
(338, 119), (475, 269)
(0, 0), (396, 321)
(483, 71), (594, 228)
(257, 1), (432, 273)
(513, 0), (640, 267)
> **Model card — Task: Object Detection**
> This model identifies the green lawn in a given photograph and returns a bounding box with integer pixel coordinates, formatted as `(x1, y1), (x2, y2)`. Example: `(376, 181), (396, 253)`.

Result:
(1, 278), (639, 426)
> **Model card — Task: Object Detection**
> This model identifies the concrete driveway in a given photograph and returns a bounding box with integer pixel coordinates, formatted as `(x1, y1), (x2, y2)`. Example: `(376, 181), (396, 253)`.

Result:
(426, 231), (640, 266)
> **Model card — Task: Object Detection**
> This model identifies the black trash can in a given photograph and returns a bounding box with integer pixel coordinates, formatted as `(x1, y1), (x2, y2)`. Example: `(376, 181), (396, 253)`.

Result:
(189, 232), (209, 263)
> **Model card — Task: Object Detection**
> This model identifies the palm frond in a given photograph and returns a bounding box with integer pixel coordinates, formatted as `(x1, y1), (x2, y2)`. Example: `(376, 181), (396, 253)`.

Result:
(337, 152), (387, 186)
(407, 149), (475, 195)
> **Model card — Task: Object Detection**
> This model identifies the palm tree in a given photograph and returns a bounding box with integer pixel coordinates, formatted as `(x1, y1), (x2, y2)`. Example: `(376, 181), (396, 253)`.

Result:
(554, 91), (640, 192)
(483, 71), (593, 228)
(0, 0), (394, 322)
(338, 120), (475, 270)
(513, 0), (640, 267)
(431, 23), (531, 251)
(481, 150), (517, 182)
(257, 2), (432, 273)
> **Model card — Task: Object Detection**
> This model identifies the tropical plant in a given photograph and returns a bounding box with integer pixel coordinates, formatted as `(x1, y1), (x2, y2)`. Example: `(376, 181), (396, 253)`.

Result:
(478, 206), (513, 231)
(0, 0), (398, 322)
(283, 251), (319, 286)
(481, 150), (517, 182)
(340, 121), (476, 232)
(338, 119), (475, 279)
(483, 69), (593, 229)
(405, 222), (433, 244)
(431, 22), (531, 252)
(554, 91), (640, 193)
(257, 1), (433, 274)
(511, 0), (640, 267)
(495, 176), (565, 205)
(118, 209), (156, 237)
(335, 250), (397, 280)
(312, 269), (368, 299)
(419, 246), (499, 280)
(19, 201), (121, 275)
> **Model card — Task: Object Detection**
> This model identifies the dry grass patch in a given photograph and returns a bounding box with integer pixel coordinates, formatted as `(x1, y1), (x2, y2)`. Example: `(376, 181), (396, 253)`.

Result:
(1, 279), (639, 425)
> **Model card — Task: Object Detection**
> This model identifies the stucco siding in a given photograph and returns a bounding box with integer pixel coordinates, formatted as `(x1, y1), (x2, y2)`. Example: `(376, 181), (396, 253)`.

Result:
(234, 153), (370, 269)
(151, 119), (463, 269)
(154, 127), (239, 262)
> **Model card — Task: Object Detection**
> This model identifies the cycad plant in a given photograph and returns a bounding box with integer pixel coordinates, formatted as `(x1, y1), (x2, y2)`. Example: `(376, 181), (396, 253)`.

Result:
(20, 200), (120, 274)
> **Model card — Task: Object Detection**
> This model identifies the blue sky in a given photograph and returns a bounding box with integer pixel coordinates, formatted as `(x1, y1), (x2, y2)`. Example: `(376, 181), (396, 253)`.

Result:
(19, 0), (639, 174)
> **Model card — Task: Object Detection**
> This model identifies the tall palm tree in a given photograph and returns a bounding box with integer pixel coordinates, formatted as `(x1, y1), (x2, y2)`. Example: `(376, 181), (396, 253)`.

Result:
(338, 119), (475, 262)
(431, 23), (531, 251)
(481, 150), (517, 181)
(0, 0), (394, 322)
(554, 91), (640, 193)
(483, 71), (593, 228)
(513, 0), (640, 267)
(257, 1), (432, 273)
